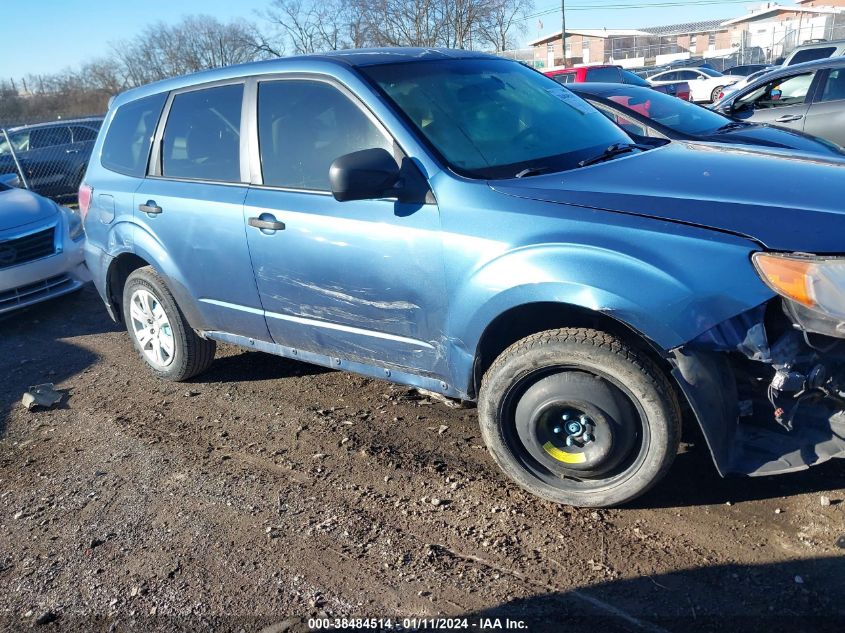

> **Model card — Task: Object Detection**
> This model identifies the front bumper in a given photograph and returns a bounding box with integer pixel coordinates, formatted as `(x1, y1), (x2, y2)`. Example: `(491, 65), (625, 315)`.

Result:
(0, 216), (91, 315)
(671, 301), (845, 477)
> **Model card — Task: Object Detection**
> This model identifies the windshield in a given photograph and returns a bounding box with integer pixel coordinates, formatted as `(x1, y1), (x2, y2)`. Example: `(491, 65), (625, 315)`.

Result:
(361, 59), (632, 179)
(605, 88), (731, 135)
(699, 67), (723, 78)
(0, 130), (29, 156)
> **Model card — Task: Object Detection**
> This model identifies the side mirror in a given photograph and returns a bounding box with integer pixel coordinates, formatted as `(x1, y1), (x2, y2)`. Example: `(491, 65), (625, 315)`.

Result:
(729, 100), (750, 114)
(0, 172), (22, 188)
(698, 75), (707, 81)
(329, 148), (400, 202)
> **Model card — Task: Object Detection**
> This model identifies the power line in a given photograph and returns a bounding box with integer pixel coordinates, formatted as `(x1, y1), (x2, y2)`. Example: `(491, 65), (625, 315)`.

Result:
(523, 0), (756, 22)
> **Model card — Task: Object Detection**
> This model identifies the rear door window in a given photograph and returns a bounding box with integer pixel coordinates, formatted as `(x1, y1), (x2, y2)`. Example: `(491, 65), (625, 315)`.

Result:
(71, 126), (98, 142)
(257, 80), (392, 191)
(790, 47), (836, 65)
(819, 68), (845, 102)
(161, 84), (243, 183)
(102, 93), (168, 177)
(29, 126), (71, 149)
(586, 67), (622, 82)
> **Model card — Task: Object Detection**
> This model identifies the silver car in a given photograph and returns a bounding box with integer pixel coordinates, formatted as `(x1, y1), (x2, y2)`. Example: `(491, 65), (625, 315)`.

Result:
(0, 176), (89, 314)
(712, 57), (845, 148)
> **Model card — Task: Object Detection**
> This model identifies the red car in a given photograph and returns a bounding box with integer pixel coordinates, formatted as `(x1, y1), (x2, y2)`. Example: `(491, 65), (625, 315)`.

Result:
(545, 65), (691, 102)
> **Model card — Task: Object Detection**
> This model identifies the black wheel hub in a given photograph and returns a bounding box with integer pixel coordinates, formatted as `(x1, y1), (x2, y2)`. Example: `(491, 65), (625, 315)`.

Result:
(513, 371), (638, 479)
(530, 404), (613, 472)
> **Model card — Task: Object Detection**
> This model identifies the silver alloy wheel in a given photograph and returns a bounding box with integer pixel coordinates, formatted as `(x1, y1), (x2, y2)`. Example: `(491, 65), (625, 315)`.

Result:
(129, 288), (175, 369)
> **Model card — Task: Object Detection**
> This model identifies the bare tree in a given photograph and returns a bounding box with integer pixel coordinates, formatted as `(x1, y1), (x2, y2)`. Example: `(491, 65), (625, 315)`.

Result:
(262, 0), (356, 55)
(270, 0), (533, 52)
(476, 0), (532, 52)
(112, 15), (268, 85)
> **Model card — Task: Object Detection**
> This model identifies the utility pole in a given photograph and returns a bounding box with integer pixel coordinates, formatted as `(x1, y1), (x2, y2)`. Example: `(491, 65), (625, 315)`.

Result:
(561, 0), (568, 67)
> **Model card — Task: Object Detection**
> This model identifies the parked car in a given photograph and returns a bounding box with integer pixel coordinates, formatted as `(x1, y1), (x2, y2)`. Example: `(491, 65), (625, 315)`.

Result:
(569, 82), (844, 156)
(783, 38), (845, 66)
(648, 67), (741, 103)
(715, 66), (777, 101)
(545, 65), (691, 101)
(83, 49), (845, 508)
(712, 57), (845, 149)
(0, 174), (89, 314)
(722, 64), (772, 77)
(0, 117), (103, 200)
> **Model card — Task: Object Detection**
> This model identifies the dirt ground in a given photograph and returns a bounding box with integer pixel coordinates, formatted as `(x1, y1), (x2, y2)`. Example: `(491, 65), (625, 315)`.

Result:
(1, 285), (844, 633)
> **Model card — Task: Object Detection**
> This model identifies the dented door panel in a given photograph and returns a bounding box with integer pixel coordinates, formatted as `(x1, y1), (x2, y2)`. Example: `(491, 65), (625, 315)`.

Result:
(243, 187), (448, 377)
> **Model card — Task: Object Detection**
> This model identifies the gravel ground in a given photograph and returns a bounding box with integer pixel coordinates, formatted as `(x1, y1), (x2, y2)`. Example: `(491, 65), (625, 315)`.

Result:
(1, 285), (844, 633)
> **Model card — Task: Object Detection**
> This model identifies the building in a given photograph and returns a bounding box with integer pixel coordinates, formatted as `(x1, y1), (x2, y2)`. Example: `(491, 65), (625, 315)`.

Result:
(529, 29), (650, 69)
(723, 2), (845, 60)
(529, 1), (845, 70)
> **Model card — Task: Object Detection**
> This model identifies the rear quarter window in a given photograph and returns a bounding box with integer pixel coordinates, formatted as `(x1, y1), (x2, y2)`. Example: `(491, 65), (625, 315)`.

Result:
(101, 93), (168, 177)
(789, 47), (836, 65)
(586, 67), (622, 82)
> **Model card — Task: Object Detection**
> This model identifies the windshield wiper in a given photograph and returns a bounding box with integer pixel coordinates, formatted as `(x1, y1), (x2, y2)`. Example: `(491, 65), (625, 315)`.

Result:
(578, 142), (652, 168)
(514, 166), (551, 178)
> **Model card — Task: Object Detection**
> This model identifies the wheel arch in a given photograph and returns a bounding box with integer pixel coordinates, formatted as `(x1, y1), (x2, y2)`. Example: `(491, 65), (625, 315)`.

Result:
(105, 252), (150, 323)
(105, 247), (208, 331)
(469, 301), (674, 401)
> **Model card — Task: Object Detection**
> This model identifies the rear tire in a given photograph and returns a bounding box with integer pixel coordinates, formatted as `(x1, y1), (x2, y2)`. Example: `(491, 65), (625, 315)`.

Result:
(122, 266), (215, 381)
(478, 328), (680, 508)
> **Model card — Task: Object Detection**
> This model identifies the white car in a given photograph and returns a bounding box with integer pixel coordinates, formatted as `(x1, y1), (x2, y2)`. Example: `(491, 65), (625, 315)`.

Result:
(0, 175), (89, 314)
(648, 67), (741, 103)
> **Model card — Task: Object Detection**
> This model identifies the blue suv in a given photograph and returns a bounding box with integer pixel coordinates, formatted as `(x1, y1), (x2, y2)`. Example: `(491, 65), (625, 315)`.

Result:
(81, 49), (845, 507)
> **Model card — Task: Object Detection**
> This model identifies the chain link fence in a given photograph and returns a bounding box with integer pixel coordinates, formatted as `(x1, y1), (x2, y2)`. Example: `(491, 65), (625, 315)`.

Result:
(1, 117), (103, 205)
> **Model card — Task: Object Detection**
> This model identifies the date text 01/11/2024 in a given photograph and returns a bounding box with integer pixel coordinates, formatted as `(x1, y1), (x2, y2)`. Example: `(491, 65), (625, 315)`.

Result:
(307, 617), (529, 629)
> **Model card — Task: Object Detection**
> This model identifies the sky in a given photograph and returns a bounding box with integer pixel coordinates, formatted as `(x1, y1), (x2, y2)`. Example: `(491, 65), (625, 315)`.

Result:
(0, 0), (794, 79)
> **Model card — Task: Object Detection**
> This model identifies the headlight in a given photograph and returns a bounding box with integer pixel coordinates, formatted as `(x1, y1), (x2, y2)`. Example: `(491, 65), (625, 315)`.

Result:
(753, 252), (845, 337)
(65, 207), (84, 241)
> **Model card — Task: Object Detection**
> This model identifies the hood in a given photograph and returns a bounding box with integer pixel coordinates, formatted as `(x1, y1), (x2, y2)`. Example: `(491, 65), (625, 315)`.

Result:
(709, 124), (845, 157)
(491, 142), (845, 253)
(0, 186), (59, 232)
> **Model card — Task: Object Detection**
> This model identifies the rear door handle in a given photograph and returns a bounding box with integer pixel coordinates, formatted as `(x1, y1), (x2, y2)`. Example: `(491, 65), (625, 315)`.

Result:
(248, 216), (285, 231)
(139, 200), (162, 215)
(775, 115), (804, 123)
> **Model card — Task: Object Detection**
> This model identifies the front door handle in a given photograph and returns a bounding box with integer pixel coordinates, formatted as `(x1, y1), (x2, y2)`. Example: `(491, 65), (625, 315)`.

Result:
(248, 216), (286, 231)
(775, 114), (804, 123)
(139, 200), (162, 215)
(65, 148), (81, 154)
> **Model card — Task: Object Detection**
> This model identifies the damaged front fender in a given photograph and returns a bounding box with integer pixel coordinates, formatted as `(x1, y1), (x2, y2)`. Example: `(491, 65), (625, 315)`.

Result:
(671, 300), (845, 477)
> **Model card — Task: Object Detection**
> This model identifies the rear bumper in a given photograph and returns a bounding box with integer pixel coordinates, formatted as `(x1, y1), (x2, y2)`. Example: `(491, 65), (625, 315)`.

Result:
(0, 234), (90, 314)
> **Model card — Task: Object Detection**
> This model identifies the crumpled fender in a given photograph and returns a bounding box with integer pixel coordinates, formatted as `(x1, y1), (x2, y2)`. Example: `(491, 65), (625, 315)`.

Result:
(446, 233), (775, 393)
(107, 222), (211, 331)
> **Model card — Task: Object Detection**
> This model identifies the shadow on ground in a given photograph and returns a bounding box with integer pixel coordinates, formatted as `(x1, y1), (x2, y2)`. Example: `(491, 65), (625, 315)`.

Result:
(633, 420), (845, 509)
(194, 349), (330, 384)
(461, 555), (845, 633)
(0, 284), (117, 436)
(6, 557), (842, 632)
